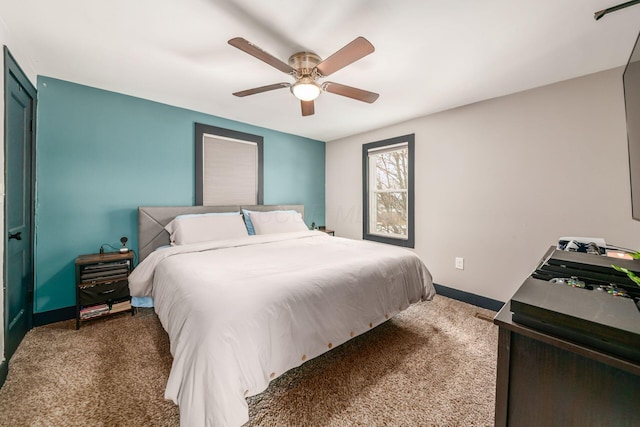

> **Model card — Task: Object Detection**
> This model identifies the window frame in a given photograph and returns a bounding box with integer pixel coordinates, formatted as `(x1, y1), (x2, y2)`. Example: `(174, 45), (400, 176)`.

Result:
(195, 123), (264, 206)
(362, 134), (415, 248)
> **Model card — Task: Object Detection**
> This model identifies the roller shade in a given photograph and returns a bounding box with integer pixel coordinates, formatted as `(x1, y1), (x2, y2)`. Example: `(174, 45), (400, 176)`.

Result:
(202, 134), (258, 205)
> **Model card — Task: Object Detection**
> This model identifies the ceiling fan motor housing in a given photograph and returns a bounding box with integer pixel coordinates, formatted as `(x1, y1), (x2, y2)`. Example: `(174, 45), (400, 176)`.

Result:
(288, 52), (322, 77)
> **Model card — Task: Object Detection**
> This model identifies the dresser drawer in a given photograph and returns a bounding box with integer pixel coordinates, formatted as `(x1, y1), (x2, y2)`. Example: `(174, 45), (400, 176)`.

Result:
(79, 280), (129, 306)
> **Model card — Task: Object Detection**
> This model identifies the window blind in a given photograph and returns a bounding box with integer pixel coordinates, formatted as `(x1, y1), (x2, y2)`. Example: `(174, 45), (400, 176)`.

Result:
(367, 141), (408, 156)
(202, 134), (258, 205)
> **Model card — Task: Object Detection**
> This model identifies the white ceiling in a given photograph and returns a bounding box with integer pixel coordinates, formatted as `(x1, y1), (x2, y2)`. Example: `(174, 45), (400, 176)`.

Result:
(1, 0), (639, 141)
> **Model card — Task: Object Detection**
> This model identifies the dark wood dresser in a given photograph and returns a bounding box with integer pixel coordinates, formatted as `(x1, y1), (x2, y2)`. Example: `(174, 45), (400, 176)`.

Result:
(494, 248), (640, 426)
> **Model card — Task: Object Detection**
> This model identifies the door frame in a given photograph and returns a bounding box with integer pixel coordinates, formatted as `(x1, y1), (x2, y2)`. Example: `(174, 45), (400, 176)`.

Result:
(2, 46), (37, 377)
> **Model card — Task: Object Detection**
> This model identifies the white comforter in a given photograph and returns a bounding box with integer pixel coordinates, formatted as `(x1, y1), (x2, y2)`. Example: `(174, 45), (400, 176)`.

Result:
(129, 231), (435, 427)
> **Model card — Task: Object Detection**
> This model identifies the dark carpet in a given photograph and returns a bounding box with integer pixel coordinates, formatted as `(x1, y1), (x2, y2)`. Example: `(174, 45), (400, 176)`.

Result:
(0, 295), (498, 426)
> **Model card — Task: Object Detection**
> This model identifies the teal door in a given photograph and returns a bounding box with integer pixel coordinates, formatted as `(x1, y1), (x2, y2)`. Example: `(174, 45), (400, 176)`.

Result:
(4, 47), (36, 360)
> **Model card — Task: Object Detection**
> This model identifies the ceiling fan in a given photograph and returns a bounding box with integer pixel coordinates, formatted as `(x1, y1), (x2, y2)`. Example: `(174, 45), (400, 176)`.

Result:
(228, 36), (379, 116)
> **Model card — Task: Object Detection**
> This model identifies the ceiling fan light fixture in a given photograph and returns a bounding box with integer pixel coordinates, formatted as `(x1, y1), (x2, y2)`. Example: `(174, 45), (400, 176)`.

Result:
(291, 77), (321, 101)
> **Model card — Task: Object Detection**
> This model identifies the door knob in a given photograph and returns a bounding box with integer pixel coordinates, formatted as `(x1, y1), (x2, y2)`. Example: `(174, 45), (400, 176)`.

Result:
(8, 231), (22, 240)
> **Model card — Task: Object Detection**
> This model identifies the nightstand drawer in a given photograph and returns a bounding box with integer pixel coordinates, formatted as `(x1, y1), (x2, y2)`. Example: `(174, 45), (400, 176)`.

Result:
(79, 280), (129, 306)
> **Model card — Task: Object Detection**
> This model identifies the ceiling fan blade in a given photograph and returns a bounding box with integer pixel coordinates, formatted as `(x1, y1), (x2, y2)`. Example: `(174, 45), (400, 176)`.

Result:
(315, 37), (375, 77)
(301, 100), (315, 116)
(323, 82), (379, 103)
(228, 37), (296, 74)
(232, 83), (290, 97)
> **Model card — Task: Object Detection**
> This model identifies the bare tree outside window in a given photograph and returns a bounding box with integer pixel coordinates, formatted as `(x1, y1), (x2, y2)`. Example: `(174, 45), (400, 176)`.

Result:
(363, 134), (414, 248)
(371, 147), (408, 237)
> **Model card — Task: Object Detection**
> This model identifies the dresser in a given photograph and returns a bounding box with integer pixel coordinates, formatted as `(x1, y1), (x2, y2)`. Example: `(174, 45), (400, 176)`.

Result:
(494, 248), (640, 426)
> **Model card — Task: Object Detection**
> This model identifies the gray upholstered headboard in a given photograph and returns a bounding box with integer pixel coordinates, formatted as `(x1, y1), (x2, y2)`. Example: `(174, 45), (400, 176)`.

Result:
(138, 205), (305, 262)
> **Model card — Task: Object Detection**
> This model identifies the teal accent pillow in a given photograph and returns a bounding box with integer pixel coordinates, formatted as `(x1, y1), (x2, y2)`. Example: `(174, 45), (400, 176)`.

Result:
(242, 209), (256, 235)
(242, 209), (300, 235)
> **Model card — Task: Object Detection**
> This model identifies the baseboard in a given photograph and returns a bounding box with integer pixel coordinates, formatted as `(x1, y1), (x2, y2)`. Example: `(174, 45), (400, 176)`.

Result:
(33, 306), (76, 327)
(434, 283), (505, 312)
(0, 358), (7, 390)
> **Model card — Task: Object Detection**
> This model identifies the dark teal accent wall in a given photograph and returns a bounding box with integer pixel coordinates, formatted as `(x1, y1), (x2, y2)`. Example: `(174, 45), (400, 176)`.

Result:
(35, 76), (325, 313)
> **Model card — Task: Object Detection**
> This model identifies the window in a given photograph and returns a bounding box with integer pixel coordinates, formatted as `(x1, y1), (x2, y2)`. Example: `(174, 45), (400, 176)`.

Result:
(362, 134), (414, 248)
(195, 123), (263, 205)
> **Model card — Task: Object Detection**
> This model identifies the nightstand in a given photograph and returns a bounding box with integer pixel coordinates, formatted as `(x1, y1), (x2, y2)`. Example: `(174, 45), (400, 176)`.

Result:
(75, 251), (134, 329)
(318, 227), (335, 236)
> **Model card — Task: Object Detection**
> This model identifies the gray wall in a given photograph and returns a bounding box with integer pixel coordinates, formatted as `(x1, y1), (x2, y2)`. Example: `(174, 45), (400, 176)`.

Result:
(326, 67), (640, 303)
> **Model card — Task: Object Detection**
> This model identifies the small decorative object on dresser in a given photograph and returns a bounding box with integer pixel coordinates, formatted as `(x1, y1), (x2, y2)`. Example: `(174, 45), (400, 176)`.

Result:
(75, 251), (134, 329)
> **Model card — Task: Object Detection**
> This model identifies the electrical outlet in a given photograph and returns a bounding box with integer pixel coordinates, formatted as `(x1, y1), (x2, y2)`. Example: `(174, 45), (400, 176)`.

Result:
(455, 257), (464, 270)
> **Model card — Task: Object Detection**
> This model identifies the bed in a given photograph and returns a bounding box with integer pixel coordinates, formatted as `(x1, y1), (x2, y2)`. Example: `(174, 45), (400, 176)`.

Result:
(129, 205), (435, 427)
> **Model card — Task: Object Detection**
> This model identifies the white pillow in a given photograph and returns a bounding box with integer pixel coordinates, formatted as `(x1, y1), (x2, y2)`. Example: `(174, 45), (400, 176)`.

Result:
(165, 213), (248, 245)
(248, 210), (309, 235)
